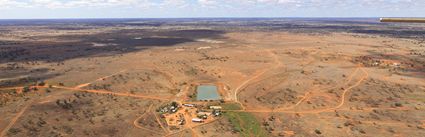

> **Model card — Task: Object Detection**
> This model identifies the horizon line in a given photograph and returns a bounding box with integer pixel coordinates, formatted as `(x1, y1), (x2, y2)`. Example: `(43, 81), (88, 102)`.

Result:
(1, 17), (424, 20)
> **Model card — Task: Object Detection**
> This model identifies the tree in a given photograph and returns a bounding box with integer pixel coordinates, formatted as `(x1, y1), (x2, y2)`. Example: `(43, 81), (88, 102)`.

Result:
(171, 101), (178, 107)
(315, 129), (322, 134)
(38, 81), (46, 86)
(23, 86), (30, 93)
(56, 99), (61, 106)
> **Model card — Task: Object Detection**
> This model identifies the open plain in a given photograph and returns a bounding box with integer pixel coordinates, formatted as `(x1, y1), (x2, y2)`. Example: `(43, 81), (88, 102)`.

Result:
(0, 18), (424, 137)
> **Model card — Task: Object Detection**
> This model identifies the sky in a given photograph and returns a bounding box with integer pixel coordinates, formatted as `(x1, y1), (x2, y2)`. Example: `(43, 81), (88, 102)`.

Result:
(0, 0), (424, 19)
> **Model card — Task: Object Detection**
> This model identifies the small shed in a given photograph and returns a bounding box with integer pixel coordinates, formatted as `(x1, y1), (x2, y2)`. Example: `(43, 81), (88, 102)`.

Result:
(209, 106), (222, 110)
(192, 118), (204, 123)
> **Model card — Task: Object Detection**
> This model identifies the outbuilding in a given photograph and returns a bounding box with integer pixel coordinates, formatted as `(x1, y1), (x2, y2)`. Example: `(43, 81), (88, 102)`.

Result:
(183, 104), (195, 107)
(209, 106), (222, 110)
(192, 118), (204, 123)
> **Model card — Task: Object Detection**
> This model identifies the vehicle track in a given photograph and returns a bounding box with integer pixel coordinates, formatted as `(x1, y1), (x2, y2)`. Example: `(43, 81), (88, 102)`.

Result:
(52, 86), (171, 101)
(0, 101), (33, 137)
(234, 49), (282, 110)
(275, 66), (361, 111)
(74, 69), (127, 88)
(153, 110), (169, 133)
(227, 67), (369, 114)
(327, 67), (369, 111)
(133, 105), (162, 134)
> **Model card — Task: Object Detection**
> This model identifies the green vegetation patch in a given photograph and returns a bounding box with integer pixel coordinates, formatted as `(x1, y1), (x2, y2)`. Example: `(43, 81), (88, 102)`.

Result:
(223, 111), (268, 137)
(222, 103), (243, 110)
(408, 94), (425, 102)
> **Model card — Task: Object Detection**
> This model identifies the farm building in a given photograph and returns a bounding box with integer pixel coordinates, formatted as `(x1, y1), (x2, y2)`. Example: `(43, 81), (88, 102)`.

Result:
(209, 106), (222, 110)
(192, 118), (204, 123)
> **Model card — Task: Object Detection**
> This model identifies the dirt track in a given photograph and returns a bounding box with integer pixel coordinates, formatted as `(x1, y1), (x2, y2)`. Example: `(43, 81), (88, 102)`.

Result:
(234, 49), (283, 110)
(0, 101), (33, 137)
(52, 86), (171, 101)
(74, 69), (127, 88)
(133, 105), (160, 133)
(227, 66), (370, 114)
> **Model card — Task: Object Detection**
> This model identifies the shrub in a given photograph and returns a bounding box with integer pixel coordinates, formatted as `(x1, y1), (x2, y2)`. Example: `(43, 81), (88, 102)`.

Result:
(38, 81), (46, 86)
(23, 86), (30, 93)
(315, 129), (322, 134)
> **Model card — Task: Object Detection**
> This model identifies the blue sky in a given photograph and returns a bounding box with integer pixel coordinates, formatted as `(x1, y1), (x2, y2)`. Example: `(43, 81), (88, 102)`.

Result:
(0, 0), (423, 19)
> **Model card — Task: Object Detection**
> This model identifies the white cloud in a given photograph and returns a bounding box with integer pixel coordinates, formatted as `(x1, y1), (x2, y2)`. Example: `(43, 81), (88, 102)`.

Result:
(198, 0), (216, 5)
(0, 0), (31, 8)
(0, 0), (154, 9)
(161, 0), (188, 8)
(0, 0), (423, 9)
